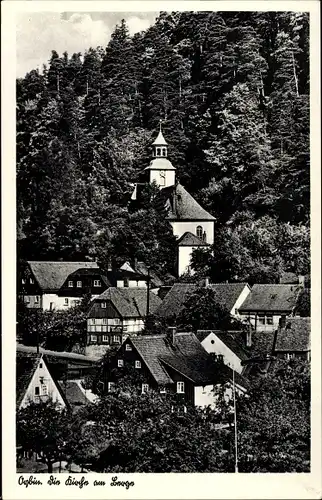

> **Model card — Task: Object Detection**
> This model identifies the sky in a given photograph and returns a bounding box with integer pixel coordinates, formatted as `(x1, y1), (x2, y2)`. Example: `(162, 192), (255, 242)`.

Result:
(16, 11), (159, 78)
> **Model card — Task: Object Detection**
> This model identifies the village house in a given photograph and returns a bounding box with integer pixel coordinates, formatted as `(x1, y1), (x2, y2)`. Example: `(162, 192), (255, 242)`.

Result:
(17, 346), (98, 411)
(18, 261), (105, 310)
(86, 287), (162, 347)
(131, 125), (216, 276)
(16, 352), (68, 410)
(272, 317), (311, 361)
(238, 284), (302, 332)
(156, 281), (250, 321)
(196, 330), (250, 375)
(106, 330), (248, 409)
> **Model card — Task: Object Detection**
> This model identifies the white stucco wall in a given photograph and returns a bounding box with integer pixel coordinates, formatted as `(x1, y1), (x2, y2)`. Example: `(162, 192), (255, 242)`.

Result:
(238, 312), (286, 332)
(150, 169), (175, 188)
(201, 333), (243, 374)
(194, 382), (246, 409)
(171, 221), (214, 244)
(20, 357), (66, 409)
(178, 246), (196, 276)
(230, 285), (251, 317)
(42, 294), (81, 311)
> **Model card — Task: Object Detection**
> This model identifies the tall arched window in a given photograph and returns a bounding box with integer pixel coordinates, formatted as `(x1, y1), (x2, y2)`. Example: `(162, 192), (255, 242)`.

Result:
(156, 148), (161, 156)
(159, 170), (166, 186)
(162, 147), (167, 156)
(196, 226), (203, 239)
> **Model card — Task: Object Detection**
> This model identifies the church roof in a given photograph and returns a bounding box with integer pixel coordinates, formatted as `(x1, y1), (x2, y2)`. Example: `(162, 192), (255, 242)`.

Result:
(161, 183), (215, 221)
(144, 158), (175, 171)
(152, 130), (168, 146)
(177, 232), (209, 247)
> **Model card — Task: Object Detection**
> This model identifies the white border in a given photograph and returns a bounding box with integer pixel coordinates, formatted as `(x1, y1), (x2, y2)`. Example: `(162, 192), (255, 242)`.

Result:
(2, 1), (321, 499)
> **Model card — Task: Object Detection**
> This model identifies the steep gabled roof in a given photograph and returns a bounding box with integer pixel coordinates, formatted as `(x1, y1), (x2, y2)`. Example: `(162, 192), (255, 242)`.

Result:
(27, 261), (99, 291)
(209, 283), (249, 311)
(16, 352), (41, 408)
(59, 380), (95, 407)
(156, 282), (249, 319)
(197, 330), (250, 362)
(94, 287), (162, 318)
(177, 232), (209, 247)
(239, 284), (301, 312)
(274, 317), (311, 352)
(160, 184), (215, 221)
(156, 283), (198, 319)
(130, 332), (248, 389)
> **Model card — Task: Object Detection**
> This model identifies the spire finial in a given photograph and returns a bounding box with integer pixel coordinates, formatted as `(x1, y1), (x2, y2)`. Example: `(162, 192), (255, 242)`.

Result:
(159, 119), (162, 132)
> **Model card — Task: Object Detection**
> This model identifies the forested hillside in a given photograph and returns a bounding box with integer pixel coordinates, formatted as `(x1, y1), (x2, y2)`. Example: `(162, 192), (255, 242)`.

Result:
(17, 11), (310, 281)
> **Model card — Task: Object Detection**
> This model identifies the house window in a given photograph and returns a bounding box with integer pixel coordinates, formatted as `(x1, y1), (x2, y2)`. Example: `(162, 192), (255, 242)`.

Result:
(159, 170), (166, 186)
(101, 302), (107, 308)
(107, 382), (115, 393)
(160, 387), (166, 394)
(196, 226), (203, 239)
(177, 381), (185, 393)
(102, 318), (108, 325)
(123, 326), (128, 332)
(94, 280), (101, 287)
(49, 302), (54, 311)
(118, 359), (124, 367)
(258, 314), (265, 325)
(135, 360), (141, 369)
(34, 386), (40, 396)
(30, 278), (34, 284)
(142, 384), (149, 394)
(235, 308), (239, 315)
(113, 335), (121, 344)
(77, 281), (82, 288)
(114, 318), (121, 325)
(39, 363), (43, 368)
(21, 279), (25, 285)
(125, 344), (132, 351)
(64, 298), (69, 306)
(68, 281), (73, 287)
(102, 335), (109, 343)
(35, 296), (40, 304)
(266, 315), (274, 325)
(42, 385), (48, 396)
(90, 335), (97, 342)
(286, 353), (295, 360)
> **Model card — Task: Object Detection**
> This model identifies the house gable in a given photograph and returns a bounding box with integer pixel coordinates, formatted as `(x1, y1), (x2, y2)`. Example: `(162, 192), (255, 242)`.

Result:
(18, 355), (67, 410)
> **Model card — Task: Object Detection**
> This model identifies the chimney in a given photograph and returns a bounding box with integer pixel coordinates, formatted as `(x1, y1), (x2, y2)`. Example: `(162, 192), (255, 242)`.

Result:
(107, 258), (112, 272)
(279, 315), (286, 328)
(167, 326), (176, 345)
(204, 277), (210, 287)
(133, 258), (138, 271)
(298, 275), (305, 287)
(246, 325), (252, 347)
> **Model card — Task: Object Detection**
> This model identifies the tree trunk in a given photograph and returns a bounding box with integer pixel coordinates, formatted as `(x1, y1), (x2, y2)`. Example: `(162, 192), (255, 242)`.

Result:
(47, 461), (53, 473)
(291, 51), (299, 97)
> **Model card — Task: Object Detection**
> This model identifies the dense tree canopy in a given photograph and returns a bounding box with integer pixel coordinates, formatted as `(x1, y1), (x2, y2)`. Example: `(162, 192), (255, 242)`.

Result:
(17, 11), (310, 281)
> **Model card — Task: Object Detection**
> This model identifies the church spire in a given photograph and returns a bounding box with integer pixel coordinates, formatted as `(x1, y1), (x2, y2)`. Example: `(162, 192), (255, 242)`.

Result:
(152, 120), (168, 157)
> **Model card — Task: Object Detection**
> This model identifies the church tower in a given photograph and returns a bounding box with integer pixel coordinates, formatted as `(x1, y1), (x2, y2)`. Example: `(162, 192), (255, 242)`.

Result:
(143, 121), (176, 188)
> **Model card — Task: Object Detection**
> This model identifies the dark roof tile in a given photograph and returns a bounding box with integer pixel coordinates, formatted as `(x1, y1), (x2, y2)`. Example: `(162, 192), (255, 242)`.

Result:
(239, 284), (301, 312)
(160, 183), (215, 221)
(93, 287), (162, 318)
(27, 261), (99, 291)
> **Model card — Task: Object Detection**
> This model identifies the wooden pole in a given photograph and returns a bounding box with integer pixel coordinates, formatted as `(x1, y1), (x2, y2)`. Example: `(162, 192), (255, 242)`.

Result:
(233, 368), (238, 473)
(146, 267), (150, 320)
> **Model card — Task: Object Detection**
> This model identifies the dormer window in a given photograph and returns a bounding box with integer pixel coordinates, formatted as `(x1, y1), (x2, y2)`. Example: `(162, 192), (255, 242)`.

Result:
(93, 280), (101, 287)
(196, 226), (203, 240)
(101, 302), (107, 308)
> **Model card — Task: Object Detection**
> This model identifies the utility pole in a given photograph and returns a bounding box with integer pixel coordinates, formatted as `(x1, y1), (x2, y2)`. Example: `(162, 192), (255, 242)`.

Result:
(233, 368), (238, 473)
(146, 267), (150, 321)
